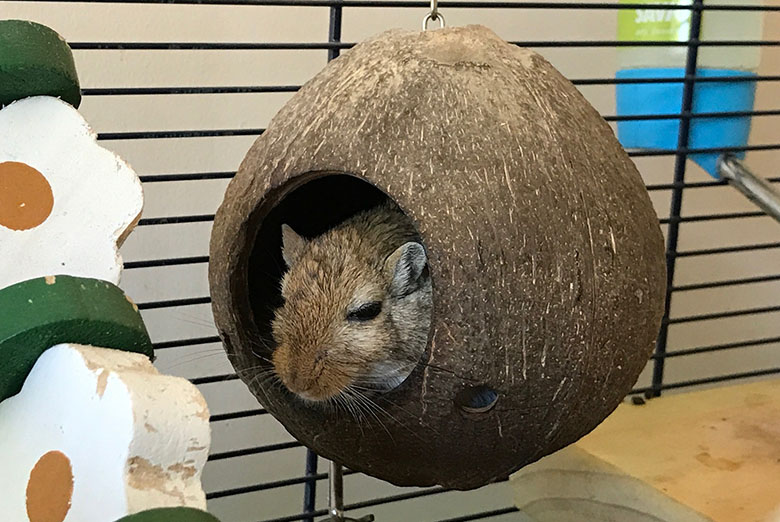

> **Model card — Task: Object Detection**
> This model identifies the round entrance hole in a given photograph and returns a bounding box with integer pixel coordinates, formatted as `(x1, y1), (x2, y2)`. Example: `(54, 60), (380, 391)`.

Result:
(246, 173), (433, 401)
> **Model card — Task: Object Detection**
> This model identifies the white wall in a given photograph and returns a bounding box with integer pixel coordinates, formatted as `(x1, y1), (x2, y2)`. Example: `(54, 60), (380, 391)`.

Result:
(2, 1), (779, 520)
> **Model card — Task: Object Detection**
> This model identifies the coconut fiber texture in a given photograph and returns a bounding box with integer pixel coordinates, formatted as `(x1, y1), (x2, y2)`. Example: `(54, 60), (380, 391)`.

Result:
(209, 25), (666, 490)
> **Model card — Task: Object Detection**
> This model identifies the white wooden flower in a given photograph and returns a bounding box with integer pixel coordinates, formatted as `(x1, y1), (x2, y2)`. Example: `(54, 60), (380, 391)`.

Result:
(0, 96), (143, 290)
(0, 344), (210, 522)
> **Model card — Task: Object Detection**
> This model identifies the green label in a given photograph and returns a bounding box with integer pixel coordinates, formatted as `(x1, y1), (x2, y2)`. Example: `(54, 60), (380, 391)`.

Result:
(618, 0), (692, 42)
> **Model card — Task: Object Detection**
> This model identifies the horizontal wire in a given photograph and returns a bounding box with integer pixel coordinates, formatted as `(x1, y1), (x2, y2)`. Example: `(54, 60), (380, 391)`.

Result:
(136, 296), (211, 309)
(674, 241), (780, 258)
(436, 507), (521, 522)
(519, 39), (780, 47)
(209, 440), (303, 461)
(72, 39), (780, 53)
(209, 469), (359, 500)
(98, 129), (263, 140)
(124, 255), (209, 268)
(256, 478), (510, 521)
(654, 336), (780, 360)
(667, 304), (780, 325)
(8, 1), (778, 11)
(207, 472), (328, 499)
(140, 171), (235, 182)
(649, 178), (777, 191)
(631, 367), (780, 396)
(629, 143), (780, 157)
(154, 335), (221, 349)
(659, 210), (765, 225)
(137, 214), (215, 225)
(258, 509), (329, 522)
(75, 42), (347, 51)
(191, 373), (239, 385)
(85, 85), (300, 94)
(346, 486), (450, 511)
(81, 77), (780, 101)
(573, 74), (780, 86)
(210, 408), (269, 422)
(673, 273), (780, 292)
(605, 109), (780, 123)
(256, 487), (449, 522)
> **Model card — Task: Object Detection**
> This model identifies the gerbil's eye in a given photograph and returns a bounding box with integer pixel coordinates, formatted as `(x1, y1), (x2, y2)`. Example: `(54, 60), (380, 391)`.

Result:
(347, 301), (382, 322)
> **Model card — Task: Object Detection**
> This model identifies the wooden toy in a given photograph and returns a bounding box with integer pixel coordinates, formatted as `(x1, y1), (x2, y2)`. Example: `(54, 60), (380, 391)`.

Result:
(0, 275), (153, 402)
(0, 343), (211, 521)
(0, 20), (81, 108)
(0, 20), (218, 521)
(209, 25), (665, 489)
(0, 96), (143, 289)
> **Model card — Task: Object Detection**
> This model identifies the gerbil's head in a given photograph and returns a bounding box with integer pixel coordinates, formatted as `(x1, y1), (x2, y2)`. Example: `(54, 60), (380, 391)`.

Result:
(271, 222), (432, 403)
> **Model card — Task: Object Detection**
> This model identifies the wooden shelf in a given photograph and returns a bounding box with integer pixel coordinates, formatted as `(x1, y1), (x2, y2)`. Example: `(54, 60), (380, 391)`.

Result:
(510, 380), (780, 522)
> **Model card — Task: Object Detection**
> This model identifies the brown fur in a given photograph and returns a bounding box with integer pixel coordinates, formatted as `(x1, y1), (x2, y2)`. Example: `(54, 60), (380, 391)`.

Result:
(272, 201), (432, 402)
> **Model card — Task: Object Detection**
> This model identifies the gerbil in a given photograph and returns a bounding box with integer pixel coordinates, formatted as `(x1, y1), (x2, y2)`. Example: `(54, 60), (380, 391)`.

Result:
(271, 200), (432, 403)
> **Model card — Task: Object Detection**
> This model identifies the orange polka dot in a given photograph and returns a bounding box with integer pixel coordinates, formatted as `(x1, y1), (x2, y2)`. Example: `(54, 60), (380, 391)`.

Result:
(26, 450), (74, 522)
(0, 161), (54, 231)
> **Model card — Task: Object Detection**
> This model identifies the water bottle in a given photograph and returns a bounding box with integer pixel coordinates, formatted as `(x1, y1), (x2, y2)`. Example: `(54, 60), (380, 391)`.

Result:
(616, 0), (764, 176)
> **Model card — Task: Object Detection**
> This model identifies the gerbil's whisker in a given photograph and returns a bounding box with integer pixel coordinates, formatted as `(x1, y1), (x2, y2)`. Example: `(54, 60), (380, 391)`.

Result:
(349, 385), (442, 441)
(341, 390), (365, 435)
(157, 348), (229, 372)
(348, 387), (393, 441)
(235, 366), (275, 380)
(241, 369), (283, 411)
(246, 336), (276, 359)
(171, 311), (216, 329)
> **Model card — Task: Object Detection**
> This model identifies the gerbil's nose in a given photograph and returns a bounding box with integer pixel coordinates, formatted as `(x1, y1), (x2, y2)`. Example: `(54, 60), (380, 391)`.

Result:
(285, 370), (310, 395)
(274, 351), (315, 396)
(273, 346), (338, 401)
(272, 346), (301, 392)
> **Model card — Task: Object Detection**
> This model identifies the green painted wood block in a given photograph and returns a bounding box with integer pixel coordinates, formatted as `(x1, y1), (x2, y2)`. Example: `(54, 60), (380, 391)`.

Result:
(0, 275), (153, 401)
(0, 20), (81, 108)
(114, 508), (222, 522)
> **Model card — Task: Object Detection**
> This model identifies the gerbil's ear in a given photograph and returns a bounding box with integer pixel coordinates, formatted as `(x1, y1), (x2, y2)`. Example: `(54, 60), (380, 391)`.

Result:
(384, 242), (428, 297)
(281, 224), (307, 268)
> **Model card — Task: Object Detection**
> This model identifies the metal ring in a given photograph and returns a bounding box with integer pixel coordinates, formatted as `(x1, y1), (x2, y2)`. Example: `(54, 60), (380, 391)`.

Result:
(422, 11), (446, 31)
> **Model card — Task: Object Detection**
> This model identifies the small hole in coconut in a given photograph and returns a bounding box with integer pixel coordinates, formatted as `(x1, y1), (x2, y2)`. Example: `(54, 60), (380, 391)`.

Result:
(455, 385), (498, 414)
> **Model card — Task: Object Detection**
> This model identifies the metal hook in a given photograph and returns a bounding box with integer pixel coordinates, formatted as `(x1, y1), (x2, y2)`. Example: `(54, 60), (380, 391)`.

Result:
(324, 461), (375, 522)
(422, 0), (445, 30)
